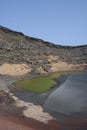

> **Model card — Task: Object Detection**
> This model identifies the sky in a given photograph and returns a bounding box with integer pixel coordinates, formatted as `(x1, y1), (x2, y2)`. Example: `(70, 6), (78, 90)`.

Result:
(0, 0), (87, 46)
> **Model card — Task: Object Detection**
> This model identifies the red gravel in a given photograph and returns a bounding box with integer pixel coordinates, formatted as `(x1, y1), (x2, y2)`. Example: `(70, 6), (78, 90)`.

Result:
(0, 115), (34, 130)
(0, 105), (87, 130)
(1, 112), (87, 130)
(0, 111), (61, 130)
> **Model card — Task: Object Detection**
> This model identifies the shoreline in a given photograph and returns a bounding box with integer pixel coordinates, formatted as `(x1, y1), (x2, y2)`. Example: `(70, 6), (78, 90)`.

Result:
(9, 73), (70, 124)
(0, 71), (87, 130)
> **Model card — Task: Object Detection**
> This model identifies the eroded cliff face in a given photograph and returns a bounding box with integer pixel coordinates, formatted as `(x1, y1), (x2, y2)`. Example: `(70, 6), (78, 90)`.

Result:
(0, 25), (87, 76)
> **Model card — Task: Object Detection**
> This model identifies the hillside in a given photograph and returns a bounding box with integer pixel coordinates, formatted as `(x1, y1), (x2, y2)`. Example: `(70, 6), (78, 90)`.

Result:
(0, 25), (87, 76)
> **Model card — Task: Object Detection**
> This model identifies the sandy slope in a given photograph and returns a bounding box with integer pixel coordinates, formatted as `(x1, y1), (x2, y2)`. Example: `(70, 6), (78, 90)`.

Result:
(0, 63), (32, 76)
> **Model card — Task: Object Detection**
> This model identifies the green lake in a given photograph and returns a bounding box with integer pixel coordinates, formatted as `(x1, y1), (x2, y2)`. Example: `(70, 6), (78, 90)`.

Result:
(13, 71), (81, 93)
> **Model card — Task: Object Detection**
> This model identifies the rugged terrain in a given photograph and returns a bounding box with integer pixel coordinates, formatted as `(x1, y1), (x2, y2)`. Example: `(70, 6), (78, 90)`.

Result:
(0, 25), (87, 130)
(0, 25), (87, 76)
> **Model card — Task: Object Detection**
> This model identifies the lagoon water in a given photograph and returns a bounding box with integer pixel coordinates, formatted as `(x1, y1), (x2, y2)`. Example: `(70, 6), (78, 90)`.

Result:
(44, 72), (87, 117)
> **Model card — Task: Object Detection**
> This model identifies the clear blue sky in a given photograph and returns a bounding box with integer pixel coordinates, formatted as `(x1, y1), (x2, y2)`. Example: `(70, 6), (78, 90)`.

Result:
(0, 0), (87, 46)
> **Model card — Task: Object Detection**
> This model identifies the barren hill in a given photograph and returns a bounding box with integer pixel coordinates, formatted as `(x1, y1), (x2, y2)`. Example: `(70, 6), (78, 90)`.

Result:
(0, 25), (87, 76)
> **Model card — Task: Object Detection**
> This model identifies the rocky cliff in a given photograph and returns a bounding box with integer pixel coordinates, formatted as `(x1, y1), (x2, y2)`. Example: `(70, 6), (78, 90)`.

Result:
(0, 25), (87, 76)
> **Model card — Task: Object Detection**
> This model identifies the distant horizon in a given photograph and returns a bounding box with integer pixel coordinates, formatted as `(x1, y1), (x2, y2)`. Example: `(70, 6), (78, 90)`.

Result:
(0, 24), (87, 47)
